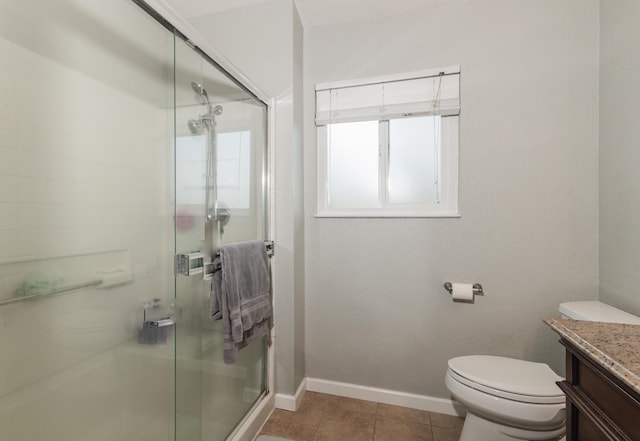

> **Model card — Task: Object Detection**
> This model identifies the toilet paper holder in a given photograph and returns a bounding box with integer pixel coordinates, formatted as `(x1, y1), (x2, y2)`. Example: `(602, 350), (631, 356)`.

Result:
(443, 282), (484, 295)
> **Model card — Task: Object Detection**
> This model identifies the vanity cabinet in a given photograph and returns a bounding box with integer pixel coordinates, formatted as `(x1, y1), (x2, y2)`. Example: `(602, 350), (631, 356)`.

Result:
(558, 338), (640, 441)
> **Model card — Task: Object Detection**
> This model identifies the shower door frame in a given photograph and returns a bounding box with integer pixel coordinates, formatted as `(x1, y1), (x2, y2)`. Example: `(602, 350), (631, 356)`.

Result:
(131, 1), (276, 440)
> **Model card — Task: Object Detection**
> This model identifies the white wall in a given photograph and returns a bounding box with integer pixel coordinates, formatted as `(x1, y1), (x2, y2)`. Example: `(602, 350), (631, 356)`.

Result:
(599, 0), (640, 316)
(303, 0), (600, 399)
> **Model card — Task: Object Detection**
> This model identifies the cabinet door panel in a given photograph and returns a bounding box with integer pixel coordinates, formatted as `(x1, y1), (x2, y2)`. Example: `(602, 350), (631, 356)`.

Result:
(577, 361), (640, 439)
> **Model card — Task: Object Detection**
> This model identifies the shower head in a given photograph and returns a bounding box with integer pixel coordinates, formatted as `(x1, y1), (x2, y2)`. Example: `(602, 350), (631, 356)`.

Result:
(188, 80), (223, 135)
(191, 81), (210, 105)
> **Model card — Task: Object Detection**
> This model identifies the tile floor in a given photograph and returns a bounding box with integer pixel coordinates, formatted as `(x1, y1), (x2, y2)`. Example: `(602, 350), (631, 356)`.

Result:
(258, 392), (464, 441)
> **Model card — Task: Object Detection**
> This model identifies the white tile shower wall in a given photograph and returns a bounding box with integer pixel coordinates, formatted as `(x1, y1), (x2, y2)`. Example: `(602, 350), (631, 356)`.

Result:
(0, 34), (167, 261)
(0, 344), (174, 441)
(0, 204), (17, 231)
(0, 29), (174, 441)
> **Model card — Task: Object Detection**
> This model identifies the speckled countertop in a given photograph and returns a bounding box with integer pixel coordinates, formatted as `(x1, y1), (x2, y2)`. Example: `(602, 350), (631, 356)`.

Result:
(545, 318), (640, 395)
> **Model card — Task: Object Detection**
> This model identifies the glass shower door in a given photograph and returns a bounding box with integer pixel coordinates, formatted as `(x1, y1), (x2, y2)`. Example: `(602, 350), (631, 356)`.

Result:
(0, 1), (268, 440)
(174, 36), (269, 441)
(0, 0), (176, 440)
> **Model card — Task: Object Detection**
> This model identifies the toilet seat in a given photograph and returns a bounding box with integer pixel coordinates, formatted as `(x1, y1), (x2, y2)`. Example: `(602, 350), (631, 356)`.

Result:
(448, 355), (565, 404)
(445, 367), (566, 431)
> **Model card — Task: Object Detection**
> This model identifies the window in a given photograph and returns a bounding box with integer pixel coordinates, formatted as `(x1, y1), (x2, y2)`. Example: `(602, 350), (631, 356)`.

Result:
(176, 130), (252, 210)
(217, 130), (252, 210)
(315, 66), (460, 217)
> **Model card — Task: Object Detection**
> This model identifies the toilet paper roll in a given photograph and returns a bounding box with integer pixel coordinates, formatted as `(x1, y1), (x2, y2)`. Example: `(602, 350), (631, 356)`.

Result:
(451, 283), (474, 301)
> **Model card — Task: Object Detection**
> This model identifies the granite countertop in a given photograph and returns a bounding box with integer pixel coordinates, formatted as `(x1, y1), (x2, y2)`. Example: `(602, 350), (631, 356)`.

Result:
(545, 318), (640, 395)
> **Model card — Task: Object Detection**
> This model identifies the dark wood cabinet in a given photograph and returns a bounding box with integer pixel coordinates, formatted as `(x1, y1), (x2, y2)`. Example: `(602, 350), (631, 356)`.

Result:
(558, 338), (640, 441)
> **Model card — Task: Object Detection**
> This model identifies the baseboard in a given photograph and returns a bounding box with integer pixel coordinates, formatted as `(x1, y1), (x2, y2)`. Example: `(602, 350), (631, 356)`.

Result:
(274, 378), (307, 411)
(305, 377), (465, 417)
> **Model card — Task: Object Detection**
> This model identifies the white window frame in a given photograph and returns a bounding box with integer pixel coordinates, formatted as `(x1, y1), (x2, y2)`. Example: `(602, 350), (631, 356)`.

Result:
(315, 67), (461, 218)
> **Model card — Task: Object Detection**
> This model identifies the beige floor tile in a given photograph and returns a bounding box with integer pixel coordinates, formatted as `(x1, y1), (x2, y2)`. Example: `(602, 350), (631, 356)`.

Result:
(286, 408), (323, 441)
(260, 409), (295, 438)
(429, 412), (464, 430)
(374, 416), (434, 441)
(376, 403), (430, 425)
(314, 409), (376, 441)
(299, 391), (331, 409)
(432, 426), (463, 441)
(326, 395), (378, 415)
(259, 393), (462, 441)
(286, 423), (319, 441)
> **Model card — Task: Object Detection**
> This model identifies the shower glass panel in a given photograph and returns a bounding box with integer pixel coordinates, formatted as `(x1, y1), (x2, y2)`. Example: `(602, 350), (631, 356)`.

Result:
(174, 36), (206, 441)
(199, 56), (268, 441)
(0, 0), (269, 441)
(174, 34), (269, 441)
(0, 0), (175, 440)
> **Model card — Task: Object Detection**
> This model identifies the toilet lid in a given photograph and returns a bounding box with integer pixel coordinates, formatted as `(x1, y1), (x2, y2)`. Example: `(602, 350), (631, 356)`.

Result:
(448, 355), (565, 404)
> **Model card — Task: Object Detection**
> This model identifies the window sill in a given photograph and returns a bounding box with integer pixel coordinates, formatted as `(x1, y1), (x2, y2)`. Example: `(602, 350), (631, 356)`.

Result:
(314, 210), (461, 219)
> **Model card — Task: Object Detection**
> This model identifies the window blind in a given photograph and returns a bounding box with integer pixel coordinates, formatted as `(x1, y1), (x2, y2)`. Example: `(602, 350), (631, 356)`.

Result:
(315, 66), (460, 126)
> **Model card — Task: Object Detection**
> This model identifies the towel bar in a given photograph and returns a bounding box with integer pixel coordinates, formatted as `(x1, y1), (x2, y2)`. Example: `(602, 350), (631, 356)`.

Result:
(264, 240), (274, 257)
(213, 240), (274, 260)
(211, 240), (274, 274)
(177, 240), (274, 279)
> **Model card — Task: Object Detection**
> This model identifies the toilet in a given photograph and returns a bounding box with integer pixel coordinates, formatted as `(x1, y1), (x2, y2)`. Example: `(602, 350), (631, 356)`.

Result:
(445, 301), (640, 441)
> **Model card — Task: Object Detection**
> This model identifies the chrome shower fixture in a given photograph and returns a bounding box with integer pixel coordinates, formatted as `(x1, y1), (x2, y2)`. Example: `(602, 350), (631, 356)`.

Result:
(211, 105), (223, 116)
(187, 105), (223, 135)
(187, 80), (228, 231)
(191, 81), (209, 106)
(187, 118), (203, 135)
(188, 81), (223, 135)
(190, 81), (223, 114)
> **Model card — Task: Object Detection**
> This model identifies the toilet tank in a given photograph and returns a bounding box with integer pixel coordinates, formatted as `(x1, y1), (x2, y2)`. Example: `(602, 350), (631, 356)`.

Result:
(559, 301), (640, 324)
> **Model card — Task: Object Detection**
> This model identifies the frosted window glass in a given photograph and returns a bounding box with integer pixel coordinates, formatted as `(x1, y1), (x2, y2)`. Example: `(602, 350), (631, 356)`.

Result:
(176, 135), (206, 205)
(388, 116), (440, 204)
(217, 131), (251, 209)
(327, 121), (379, 208)
(176, 132), (251, 210)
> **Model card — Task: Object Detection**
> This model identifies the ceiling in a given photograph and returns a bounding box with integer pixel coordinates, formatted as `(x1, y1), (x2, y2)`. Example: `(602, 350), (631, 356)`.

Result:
(165, 0), (452, 28)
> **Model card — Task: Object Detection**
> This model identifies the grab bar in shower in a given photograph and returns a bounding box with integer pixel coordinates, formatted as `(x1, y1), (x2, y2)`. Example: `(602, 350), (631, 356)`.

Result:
(0, 279), (103, 307)
(0, 267), (134, 307)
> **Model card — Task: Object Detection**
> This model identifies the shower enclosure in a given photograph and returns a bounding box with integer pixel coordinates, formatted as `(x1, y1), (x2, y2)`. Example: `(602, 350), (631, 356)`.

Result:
(0, 0), (270, 440)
